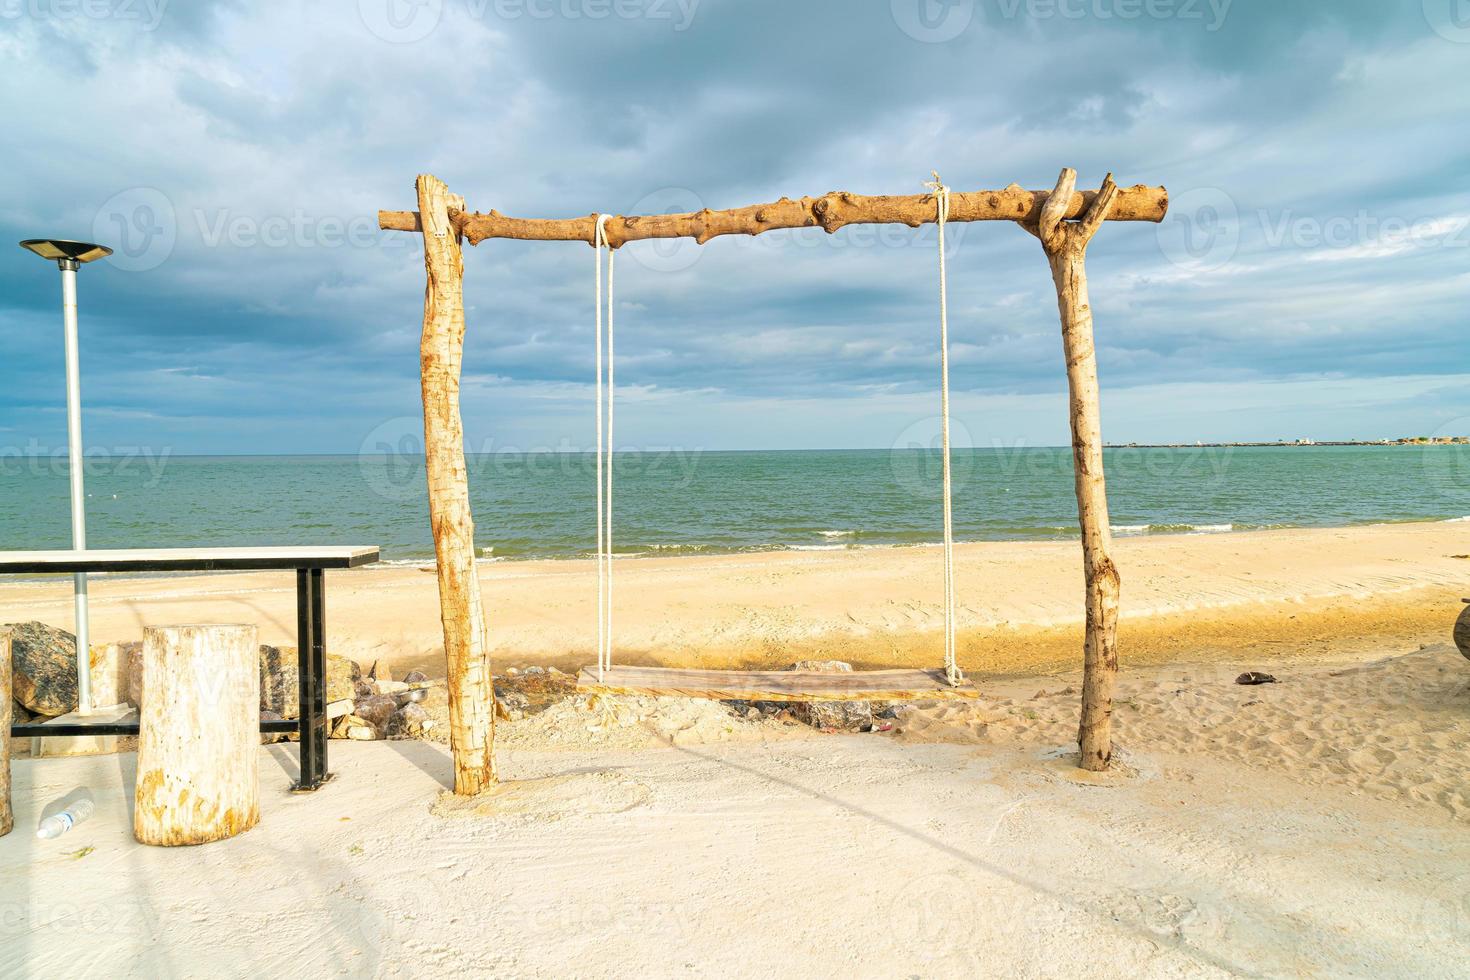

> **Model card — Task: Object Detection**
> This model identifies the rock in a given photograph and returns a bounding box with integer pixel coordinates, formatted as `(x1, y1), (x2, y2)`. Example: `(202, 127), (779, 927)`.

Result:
(346, 724), (382, 741)
(353, 694), (398, 732)
(1235, 672), (1278, 686)
(1455, 603), (1470, 662)
(402, 669), (429, 685)
(7, 621), (79, 716)
(785, 660), (872, 732)
(389, 702), (432, 738)
(354, 679), (378, 699)
(369, 661), (390, 683)
(376, 680), (411, 696)
(12, 701), (32, 724)
(258, 646), (358, 719)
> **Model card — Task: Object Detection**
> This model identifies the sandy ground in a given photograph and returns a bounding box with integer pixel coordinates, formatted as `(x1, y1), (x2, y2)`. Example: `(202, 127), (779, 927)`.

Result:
(3, 642), (1468, 977)
(1, 521), (1467, 678)
(4, 521), (1469, 976)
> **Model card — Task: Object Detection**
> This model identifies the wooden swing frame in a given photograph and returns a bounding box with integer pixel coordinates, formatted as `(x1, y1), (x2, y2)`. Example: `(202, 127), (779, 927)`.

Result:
(379, 169), (1169, 793)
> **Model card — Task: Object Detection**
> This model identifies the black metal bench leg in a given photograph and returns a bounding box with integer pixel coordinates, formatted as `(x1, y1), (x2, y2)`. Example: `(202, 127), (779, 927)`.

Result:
(293, 567), (331, 791)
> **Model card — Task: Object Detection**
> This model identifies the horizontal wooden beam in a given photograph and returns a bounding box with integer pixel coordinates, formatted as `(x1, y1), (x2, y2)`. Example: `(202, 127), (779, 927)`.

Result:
(378, 181), (1168, 248)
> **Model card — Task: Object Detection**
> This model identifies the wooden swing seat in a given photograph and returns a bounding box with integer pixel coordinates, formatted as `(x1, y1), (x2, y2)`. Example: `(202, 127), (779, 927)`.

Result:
(576, 665), (980, 702)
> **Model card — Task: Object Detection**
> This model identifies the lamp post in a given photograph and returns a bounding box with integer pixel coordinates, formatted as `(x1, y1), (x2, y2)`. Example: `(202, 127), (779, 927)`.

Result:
(18, 239), (113, 716)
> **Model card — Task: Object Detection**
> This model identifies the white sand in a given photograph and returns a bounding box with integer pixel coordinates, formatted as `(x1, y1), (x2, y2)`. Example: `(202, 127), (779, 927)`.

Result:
(4, 643), (1468, 977)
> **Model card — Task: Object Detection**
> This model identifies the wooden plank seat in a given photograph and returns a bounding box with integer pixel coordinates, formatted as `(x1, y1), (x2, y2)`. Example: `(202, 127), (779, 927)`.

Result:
(576, 665), (980, 702)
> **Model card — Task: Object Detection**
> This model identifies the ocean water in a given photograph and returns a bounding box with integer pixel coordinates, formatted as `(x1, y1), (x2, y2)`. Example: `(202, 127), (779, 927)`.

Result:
(1, 446), (1466, 562)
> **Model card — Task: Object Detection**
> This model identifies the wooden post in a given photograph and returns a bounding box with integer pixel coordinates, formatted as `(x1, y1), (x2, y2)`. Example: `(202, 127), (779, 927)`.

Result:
(416, 173), (497, 795)
(134, 624), (260, 846)
(1, 628), (11, 838)
(1027, 167), (1123, 772)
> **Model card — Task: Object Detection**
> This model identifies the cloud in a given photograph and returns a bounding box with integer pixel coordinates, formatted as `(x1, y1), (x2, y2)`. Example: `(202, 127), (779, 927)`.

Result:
(0, 0), (1466, 453)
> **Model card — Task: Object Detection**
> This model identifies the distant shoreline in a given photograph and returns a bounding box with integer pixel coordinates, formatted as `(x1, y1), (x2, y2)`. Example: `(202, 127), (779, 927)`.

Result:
(1106, 438), (1468, 448)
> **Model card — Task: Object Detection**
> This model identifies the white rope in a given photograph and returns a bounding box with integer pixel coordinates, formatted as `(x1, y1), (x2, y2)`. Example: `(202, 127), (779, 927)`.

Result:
(594, 214), (616, 680)
(926, 172), (963, 687)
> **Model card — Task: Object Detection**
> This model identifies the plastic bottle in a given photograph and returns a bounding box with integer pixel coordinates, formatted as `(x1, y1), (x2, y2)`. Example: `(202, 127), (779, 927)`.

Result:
(36, 799), (95, 840)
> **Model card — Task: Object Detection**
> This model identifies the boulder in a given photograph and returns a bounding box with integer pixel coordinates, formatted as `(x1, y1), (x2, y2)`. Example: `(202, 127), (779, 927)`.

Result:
(6, 621), (78, 716)
(258, 646), (358, 719)
(353, 694), (398, 733)
(786, 660), (873, 732)
(13, 701), (32, 724)
(402, 669), (429, 685)
(388, 702), (433, 738)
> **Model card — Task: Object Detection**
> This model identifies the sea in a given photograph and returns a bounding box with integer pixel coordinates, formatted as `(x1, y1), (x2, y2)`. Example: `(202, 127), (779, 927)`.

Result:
(1, 446), (1467, 563)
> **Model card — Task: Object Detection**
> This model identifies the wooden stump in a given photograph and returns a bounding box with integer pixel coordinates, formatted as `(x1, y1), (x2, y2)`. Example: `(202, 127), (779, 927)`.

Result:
(2, 628), (12, 838)
(134, 624), (260, 846)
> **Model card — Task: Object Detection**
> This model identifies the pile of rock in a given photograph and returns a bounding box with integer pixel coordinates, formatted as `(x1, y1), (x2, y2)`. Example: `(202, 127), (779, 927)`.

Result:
(332, 665), (438, 741)
(725, 660), (893, 733)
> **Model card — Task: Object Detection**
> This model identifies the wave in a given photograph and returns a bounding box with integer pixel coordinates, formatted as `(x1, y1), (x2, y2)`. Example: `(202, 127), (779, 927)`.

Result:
(1112, 522), (1236, 536)
(819, 530), (857, 539)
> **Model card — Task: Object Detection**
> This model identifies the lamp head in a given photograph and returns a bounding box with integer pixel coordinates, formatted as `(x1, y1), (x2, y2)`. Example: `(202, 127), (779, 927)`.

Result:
(19, 239), (113, 268)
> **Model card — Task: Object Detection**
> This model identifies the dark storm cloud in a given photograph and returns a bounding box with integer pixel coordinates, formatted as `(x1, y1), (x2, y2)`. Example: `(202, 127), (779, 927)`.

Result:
(1, 0), (1467, 452)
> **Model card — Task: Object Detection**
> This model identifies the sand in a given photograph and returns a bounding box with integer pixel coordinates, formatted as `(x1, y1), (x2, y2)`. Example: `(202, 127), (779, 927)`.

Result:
(1, 521), (1465, 679)
(3, 642), (1468, 976)
(3, 521), (1469, 975)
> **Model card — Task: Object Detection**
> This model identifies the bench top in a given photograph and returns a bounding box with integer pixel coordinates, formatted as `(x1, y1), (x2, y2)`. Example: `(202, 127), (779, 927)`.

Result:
(0, 546), (381, 574)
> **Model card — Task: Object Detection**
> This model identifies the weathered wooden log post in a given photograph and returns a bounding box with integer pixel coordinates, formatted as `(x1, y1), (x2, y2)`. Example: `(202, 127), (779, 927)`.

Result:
(416, 174), (497, 795)
(134, 624), (260, 846)
(1, 628), (11, 837)
(1026, 167), (1123, 771)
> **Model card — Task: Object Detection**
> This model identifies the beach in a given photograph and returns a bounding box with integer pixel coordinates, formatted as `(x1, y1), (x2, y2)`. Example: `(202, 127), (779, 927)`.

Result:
(3, 642), (1467, 975)
(5, 520), (1469, 974)
(2, 521), (1465, 678)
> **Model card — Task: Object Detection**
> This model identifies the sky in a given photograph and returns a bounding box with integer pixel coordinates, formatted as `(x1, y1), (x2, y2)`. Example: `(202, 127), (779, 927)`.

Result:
(1, 0), (1468, 456)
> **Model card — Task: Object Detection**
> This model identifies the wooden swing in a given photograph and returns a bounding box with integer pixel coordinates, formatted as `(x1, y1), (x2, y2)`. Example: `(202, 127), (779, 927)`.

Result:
(379, 169), (1169, 793)
(572, 181), (979, 703)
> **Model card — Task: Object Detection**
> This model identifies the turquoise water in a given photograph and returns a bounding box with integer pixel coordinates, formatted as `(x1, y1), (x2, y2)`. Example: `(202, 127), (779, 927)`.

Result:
(1, 446), (1466, 561)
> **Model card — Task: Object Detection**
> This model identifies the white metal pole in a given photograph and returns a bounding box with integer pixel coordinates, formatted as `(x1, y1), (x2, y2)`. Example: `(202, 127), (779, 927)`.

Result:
(59, 258), (91, 716)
